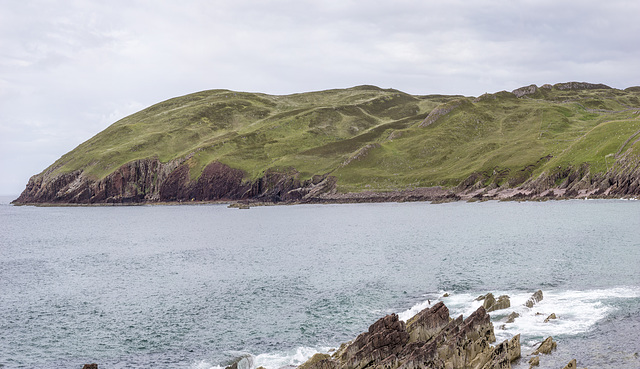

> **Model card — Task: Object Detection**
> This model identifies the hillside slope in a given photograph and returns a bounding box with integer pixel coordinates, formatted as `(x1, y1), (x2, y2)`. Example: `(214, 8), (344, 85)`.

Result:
(14, 83), (640, 204)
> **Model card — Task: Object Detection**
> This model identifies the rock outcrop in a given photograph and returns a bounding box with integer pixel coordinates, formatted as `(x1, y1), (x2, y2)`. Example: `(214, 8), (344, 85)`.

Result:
(560, 359), (577, 369)
(419, 99), (471, 127)
(301, 302), (520, 369)
(512, 84), (539, 98)
(543, 313), (557, 323)
(553, 82), (611, 90)
(525, 290), (544, 308)
(532, 337), (557, 355)
(476, 293), (511, 312)
(505, 312), (519, 324)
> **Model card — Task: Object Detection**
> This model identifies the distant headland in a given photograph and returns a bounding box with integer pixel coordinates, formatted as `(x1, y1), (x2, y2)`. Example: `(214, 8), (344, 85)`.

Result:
(13, 82), (640, 205)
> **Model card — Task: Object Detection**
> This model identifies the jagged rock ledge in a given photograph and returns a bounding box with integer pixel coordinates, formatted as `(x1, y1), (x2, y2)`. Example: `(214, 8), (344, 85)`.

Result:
(297, 301), (519, 369)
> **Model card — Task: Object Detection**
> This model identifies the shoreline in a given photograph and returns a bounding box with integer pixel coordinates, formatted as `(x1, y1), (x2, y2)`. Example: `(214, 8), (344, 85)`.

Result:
(10, 186), (639, 207)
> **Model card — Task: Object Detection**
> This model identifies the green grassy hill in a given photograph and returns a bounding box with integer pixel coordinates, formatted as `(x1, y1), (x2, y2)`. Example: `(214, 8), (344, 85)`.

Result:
(17, 83), (640, 203)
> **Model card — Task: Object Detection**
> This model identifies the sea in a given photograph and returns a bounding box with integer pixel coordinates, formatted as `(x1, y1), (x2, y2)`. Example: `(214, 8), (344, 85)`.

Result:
(0, 196), (638, 369)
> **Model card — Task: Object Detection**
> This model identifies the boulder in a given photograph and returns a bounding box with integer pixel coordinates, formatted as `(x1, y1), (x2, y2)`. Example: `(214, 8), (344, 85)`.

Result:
(479, 293), (511, 312)
(505, 312), (519, 323)
(544, 313), (557, 323)
(528, 356), (540, 368)
(525, 290), (544, 308)
(561, 359), (577, 369)
(82, 365), (98, 369)
(487, 295), (510, 312)
(532, 337), (557, 355)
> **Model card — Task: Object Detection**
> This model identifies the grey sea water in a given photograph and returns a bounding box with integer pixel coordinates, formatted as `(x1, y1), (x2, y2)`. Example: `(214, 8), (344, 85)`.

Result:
(0, 197), (638, 369)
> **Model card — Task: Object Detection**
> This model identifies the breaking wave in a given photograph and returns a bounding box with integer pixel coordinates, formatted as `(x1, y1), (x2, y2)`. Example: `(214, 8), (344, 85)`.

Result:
(398, 287), (640, 353)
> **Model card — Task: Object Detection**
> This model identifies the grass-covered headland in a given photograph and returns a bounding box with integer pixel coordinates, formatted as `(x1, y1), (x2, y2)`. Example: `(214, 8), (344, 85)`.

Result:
(14, 82), (640, 204)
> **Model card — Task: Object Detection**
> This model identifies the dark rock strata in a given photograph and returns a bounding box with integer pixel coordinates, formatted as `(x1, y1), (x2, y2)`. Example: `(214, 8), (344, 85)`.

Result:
(13, 159), (338, 205)
(12, 151), (640, 205)
(300, 302), (521, 369)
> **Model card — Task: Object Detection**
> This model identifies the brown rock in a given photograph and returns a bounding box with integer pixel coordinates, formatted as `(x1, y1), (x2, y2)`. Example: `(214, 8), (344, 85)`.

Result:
(505, 312), (519, 323)
(525, 290), (544, 308)
(337, 313), (410, 369)
(406, 301), (450, 343)
(487, 295), (511, 312)
(532, 336), (557, 355)
(480, 293), (496, 307)
(561, 359), (577, 369)
(298, 353), (337, 369)
(82, 365), (98, 369)
(329, 303), (519, 369)
(544, 313), (557, 323)
(479, 293), (511, 312)
(528, 356), (540, 368)
(467, 334), (520, 369)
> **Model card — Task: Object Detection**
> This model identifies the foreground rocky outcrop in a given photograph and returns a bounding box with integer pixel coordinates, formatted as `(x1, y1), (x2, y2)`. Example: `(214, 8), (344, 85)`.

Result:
(299, 302), (521, 369)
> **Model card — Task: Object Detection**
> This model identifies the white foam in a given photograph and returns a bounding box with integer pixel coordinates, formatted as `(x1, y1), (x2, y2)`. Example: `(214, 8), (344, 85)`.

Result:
(254, 346), (328, 369)
(192, 346), (332, 369)
(397, 287), (640, 352)
(190, 361), (223, 369)
(398, 290), (484, 322)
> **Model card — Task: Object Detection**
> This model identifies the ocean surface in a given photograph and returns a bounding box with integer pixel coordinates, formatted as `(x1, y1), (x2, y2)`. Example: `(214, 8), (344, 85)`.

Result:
(1, 197), (639, 369)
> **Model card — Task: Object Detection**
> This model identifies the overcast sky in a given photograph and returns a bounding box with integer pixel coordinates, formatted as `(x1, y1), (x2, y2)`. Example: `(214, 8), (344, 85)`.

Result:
(1, 0), (639, 195)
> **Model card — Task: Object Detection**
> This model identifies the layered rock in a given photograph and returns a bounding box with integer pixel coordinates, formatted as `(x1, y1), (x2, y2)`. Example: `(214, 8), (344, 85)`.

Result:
(505, 312), (519, 324)
(476, 293), (511, 313)
(459, 153), (640, 201)
(532, 337), (557, 355)
(14, 150), (640, 205)
(560, 359), (577, 369)
(13, 160), (338, 205)
(302, 302), (520, 369)
(525, 290), (543, 308)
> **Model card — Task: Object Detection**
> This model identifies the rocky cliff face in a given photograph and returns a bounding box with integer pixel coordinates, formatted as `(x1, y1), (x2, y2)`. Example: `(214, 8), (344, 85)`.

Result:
(13, 159), (338, 204)
(456, 153), (640, 201)
(13, 152), (640, 204)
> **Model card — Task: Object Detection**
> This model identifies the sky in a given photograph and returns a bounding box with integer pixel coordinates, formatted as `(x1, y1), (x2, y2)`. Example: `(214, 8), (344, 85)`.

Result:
(1, 0), (639, 196)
